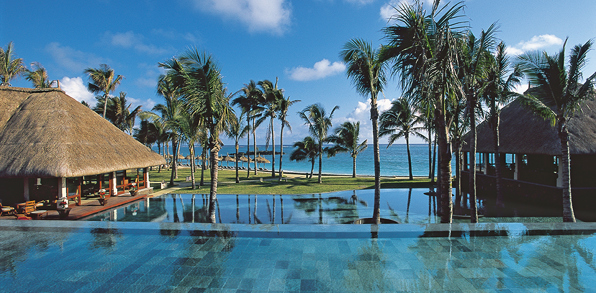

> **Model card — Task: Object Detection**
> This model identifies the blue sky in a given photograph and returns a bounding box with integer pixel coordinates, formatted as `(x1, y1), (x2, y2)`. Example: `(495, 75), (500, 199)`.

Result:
(2, 0), (595, 146)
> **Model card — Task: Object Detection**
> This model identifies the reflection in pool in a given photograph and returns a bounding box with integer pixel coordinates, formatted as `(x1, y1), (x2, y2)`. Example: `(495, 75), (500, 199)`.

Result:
(85, 188), (565, 224)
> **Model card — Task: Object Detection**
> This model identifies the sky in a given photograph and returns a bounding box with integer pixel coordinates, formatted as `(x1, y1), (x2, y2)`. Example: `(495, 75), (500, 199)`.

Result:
(1, 0), (595, 147)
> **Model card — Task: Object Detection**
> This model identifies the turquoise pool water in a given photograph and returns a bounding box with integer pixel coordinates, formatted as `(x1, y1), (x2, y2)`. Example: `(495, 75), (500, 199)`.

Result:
(1, 221), (596, 292)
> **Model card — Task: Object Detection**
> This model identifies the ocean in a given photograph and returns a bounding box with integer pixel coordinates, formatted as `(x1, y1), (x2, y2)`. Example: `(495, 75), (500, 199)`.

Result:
(154, 143), (444, 177)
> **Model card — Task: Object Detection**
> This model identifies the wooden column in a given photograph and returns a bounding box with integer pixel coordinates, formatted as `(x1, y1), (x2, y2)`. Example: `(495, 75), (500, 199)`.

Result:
(556, 156), (563, 187)
(144, 168), (150, 188)
(514, 154), (521, 180)
(483, 153), (489, 175)
(58, 177), (67, 199)
(110, 172), (117, 196)
(23, 178), (30, 201)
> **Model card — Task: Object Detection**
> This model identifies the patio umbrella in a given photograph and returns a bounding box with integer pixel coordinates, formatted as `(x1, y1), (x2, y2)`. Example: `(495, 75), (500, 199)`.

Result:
(255, 155), (270, 169)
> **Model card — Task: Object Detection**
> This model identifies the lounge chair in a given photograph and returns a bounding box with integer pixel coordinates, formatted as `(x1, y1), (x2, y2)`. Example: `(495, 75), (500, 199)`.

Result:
(0, 203), (14, 216)
(15, 201), (36, 220)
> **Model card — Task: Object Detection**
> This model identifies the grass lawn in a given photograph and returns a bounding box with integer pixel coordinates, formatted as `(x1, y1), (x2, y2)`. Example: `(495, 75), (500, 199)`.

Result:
(150, 168), (433, 195)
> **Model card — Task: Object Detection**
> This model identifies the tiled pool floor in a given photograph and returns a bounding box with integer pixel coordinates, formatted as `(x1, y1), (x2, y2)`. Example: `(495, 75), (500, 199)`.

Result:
(1, 221), (595, 292)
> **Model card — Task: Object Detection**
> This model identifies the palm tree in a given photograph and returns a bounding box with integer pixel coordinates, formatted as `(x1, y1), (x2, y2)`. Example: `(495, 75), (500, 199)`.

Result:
(84, 64), (123, 118)
(25, 62), (52, 88)
(379, 98), (424, 180)
(257, 79), (283, 177)
(137, 110), (168, 172)
(96, 92), (142, 134)
(298, 103), (338, 183)
(326, 121), (368, 178)
(482, 41), (522, 211)
(381, 0), (466, 223)
(227, 112), (248, 183)
(340, 38), (386, 224)
(516, 39), (596, 222)
(290, 136), (319, 178)
(277, 95), (300, 181)
(0, 42), (26, 86)
(178, 109), (204, 190)
(232, 80), (262, 177)
(160, 48), (235, 224)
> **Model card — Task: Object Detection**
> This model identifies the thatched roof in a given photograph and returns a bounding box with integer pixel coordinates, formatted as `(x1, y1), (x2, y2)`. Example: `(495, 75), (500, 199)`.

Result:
(0, 87), (165, 178)
(463, 97), (596, 155)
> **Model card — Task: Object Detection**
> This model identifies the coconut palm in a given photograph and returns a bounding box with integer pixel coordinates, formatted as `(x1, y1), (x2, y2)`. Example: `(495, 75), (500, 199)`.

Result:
(97, 92), (142, 134)
(25, 62), (52, 88)
(381, 0), (466, 223)
(299, 103), (339, 183)
(325, 121), (368, 178)
(178, 110), (204, 190)
(232, 80), (263, 177)
(482, 41), (522, 211)
(160, 48), (235, 223)
(290, 136), (319, 178)
(340, 38), (386, 224)
(379, 98), (424, 180)
(0, 42), (26, 86)
(277, 95), (300, 181)
(227, 112), (248, 183)
(84, 64), (123, 118)
(516, 39), (596, 222)
(257, 78), (283, 177)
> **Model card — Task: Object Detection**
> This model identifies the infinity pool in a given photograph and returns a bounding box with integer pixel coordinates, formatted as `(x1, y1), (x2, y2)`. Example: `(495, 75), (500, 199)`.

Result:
(84, 189), (564, 224)
(1, 221), (595, 292)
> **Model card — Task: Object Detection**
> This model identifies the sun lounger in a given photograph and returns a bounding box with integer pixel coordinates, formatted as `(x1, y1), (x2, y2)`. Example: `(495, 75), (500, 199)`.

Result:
(0, 203), (14, 216)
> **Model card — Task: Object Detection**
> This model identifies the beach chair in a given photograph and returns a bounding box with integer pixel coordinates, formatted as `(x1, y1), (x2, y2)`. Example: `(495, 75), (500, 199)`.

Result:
(0, 203), (14, 216)
(15, 201), (36, 220)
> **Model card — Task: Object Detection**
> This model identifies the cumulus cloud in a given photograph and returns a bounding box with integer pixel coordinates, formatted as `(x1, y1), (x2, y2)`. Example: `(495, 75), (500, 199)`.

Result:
(46, 42), (108, 73)
(104, 31), (169, 55)
(189, 0), (291, 35)
(506, 34), (564, 56)
(60, 76), (95, 105)
(337, 98), (395, 143)
(286, 59), (346, 81)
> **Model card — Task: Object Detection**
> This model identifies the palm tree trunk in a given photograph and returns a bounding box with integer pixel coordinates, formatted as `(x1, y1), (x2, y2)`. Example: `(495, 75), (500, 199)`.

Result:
(310, 159), (315, 178)
(169, 138), (178, 186)
(431, 133), (437, 184)
(454, 141), (462, 213)
(279, 123), (285, 181)
(437, 110), (453, 223)
(247, 116), (251, 179)
(352, 156), (356, 178)
(371, 100), (381, 224)
(190, 144), (196, 189)
(493, 113), (504, 212)
(271, 118), (276, 177)
(253, 118), (257, 175)
(559, 121), (576, 222)
(318, 144), (322, 183)
(235, 142), (240, 183)
(428, 127), (432, 179)
(157, 143), (162, 173)
(468, 98), (479, 223)
(406, 135), (413, 180)
(208, 137), (220, 224)
(200, 147), (206, 186)
(102, 93), (108, 118)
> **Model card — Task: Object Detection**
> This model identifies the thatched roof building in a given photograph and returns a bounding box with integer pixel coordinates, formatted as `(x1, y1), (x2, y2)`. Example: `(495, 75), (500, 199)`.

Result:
(463, 97), (596, 155)
(0, 87), (164, 178)
(0, 87), (165, 206)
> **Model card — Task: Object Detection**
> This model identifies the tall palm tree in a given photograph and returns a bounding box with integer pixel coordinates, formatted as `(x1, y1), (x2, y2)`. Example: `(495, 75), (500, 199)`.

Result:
(25, 62), (52, 88)
(232, 80), (262, 177)
(381, 0), (466, 223)
(290, 136), (319, 179)
(84, 64), (123, 118)
(257, 78), (283, 177)
(277, 95), (300, 181)
(379, 98), (424, 180)
(227, 112), (248, 183)
(341, 38), (386, 224)
(299, 103), (338, 183)
(96, 92), (142, 134)
(160, 48), (235, 224)
(178, 109), (204, 190)
(137, 110), (169, 172)
(326, 121), (368, 178)
(482, 41), (522, 211)
(0, 42), (26, 86)
(516, 39), (596, 222)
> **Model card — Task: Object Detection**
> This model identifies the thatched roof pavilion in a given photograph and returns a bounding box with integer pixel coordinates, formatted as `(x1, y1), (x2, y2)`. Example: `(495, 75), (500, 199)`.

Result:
(0, 87), (165, 206)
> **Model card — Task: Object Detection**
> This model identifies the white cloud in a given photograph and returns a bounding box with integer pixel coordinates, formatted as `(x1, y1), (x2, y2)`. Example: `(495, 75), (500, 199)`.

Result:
(60, 76), (95, 105)
(506, 34), (564, 56)
(286, 59), (346, 81)
(513, 83), (530, 95)
(104, 31), (169, 55)
(189, 0), (291, 35)
(338, 98), (395, 143)
(380, 0), (432, 21)
(46, 42), (107, 73)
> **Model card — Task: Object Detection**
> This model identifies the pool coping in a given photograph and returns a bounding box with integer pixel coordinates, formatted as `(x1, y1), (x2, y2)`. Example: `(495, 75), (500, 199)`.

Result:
(2, 220), (596, 239)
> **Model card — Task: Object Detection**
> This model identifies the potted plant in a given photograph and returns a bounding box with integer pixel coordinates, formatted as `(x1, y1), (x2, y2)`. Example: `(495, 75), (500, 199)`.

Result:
(98, 189), (108, 206)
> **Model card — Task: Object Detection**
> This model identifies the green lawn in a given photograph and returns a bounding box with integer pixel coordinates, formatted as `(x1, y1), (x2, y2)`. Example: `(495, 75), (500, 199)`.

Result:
(150, 168), (432, 195)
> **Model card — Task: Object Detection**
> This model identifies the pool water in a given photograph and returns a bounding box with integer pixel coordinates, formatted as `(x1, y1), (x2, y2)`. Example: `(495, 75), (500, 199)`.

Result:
(84, 189), (565, 224)
(1, 221), (596, 292)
